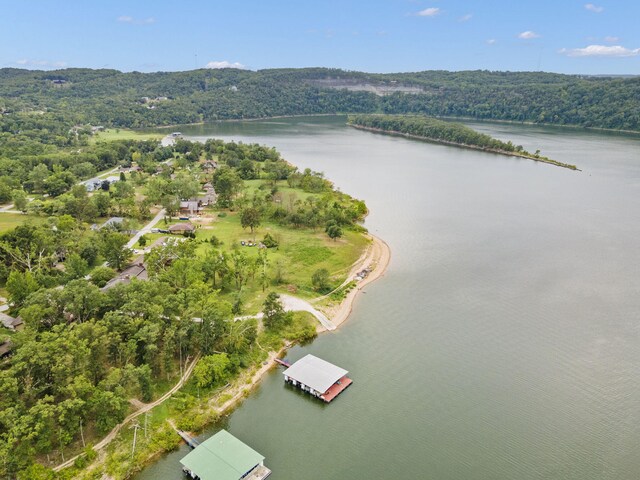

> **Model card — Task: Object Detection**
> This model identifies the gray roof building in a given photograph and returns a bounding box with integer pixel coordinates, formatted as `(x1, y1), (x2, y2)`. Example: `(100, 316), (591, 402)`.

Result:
(282, 354), (348, 394)
(0, 313), (23, 331)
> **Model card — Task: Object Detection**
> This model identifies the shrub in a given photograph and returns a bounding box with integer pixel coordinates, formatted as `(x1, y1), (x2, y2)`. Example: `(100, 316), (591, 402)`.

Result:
(90, 266), (117, 287)
(262, 232), (279, 248)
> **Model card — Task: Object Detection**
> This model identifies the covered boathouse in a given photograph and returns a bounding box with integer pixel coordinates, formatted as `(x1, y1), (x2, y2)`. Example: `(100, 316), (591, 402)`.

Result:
(180, 430), (271, 480)
(282, 354), (353, 403)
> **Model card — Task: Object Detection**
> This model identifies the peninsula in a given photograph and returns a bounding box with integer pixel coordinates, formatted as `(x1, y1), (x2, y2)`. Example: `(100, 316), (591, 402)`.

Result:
(347, 114), (579, 170)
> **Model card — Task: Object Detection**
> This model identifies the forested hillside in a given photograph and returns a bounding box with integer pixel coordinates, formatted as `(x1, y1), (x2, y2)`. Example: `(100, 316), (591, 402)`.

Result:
(0, 67), (639, 130)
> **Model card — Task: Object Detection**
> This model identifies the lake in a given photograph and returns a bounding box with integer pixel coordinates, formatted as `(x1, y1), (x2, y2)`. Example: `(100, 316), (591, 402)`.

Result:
(137, 116), (640, 479)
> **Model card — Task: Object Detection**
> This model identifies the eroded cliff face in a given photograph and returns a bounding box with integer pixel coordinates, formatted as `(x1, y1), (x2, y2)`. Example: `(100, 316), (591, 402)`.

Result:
(306, 78), (427, 96)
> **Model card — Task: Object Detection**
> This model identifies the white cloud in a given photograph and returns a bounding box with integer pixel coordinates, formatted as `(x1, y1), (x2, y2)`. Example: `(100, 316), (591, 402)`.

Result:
(417, 7), (440, 17)
(518, 31), (540, 39)
(459, 13), (472, 22)
(604, 36), (620, 43)
(205, 61), (247, 69)
(486, 39), (497, 45)
(16, 59), (67, 68)
(559, 45), (640, 57)
(584, 3), (604, 13)
(117, 15), (155, 25)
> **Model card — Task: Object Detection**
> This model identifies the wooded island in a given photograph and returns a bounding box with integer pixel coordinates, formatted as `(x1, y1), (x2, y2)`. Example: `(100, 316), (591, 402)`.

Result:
(347, 114), (578, 170)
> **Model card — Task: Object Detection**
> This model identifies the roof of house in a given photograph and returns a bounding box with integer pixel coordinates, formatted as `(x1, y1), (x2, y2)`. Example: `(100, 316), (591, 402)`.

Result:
(168, 223), (195, 232)
(283, 354), (348, 393)
(0, 340), (13, 357)
(0, 313), (22, 330)
(180, 201), (201, 210)
(180, 430), (264, 480)
(100, 217), (124, 229)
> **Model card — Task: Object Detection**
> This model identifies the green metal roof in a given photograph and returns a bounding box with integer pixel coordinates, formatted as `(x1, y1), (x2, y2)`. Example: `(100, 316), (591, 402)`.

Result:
(180, 430), (264, 480)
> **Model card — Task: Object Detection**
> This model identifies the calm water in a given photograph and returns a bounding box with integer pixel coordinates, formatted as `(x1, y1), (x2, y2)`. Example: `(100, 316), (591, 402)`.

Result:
(138, 116), (640, 480)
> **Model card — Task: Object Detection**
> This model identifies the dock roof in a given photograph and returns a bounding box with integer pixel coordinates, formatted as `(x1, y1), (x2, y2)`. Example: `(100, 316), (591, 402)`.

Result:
(283, 354), (348, 393)
(180, 430), (264, 480)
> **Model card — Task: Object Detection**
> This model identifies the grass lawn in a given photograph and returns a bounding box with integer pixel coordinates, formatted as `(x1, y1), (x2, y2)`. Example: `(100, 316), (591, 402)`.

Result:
(90, 129), (163, 144)
(0, 213), (46, 233)
(243, 179), (316, 203)
(195, 210), (368, 310)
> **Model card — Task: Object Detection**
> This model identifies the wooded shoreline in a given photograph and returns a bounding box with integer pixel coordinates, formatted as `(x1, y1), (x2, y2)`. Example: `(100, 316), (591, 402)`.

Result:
(348, 123), (580, 171)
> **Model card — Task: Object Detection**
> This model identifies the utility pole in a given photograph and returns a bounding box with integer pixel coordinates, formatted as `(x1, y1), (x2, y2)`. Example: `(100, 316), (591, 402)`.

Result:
(80, 419), (86, 448)
(59, 429), (65, 462)
(144, 412), (150, 438)
(131, 423), (141, 458)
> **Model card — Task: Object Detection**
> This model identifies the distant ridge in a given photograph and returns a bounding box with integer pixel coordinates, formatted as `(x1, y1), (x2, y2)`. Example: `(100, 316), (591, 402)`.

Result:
(1, 67), (638, 131)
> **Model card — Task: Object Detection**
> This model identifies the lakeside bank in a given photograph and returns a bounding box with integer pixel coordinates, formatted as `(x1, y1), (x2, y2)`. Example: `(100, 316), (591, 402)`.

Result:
(348, 123), (580, 171)
(128, 235), (388, 479)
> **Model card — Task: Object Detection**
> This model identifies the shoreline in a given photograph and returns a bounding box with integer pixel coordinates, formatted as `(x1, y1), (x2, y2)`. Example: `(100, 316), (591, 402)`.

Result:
(323, 233), (391, 328)
(146, 113), (640, 137)
(103, 233), (391, 479)
(348, 123), (580, 171)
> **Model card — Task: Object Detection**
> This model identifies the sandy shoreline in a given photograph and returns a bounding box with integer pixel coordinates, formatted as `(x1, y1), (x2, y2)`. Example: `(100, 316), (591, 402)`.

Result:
(324, 233), (391, 328)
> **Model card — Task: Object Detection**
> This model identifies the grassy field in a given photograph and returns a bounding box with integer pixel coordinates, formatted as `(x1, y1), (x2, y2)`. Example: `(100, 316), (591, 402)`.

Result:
(243, 179), (316, 203)
(90, 129), (163, 143)
(154, 210), (368, 311)
(0, 213), (45, 233)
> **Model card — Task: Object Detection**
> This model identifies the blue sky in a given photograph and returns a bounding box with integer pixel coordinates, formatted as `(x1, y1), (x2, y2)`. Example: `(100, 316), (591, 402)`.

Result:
(1, 0), (638, 74)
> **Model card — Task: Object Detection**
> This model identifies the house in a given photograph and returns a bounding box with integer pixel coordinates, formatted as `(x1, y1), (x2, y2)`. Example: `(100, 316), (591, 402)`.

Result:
(99, 217), (125, 230)
(203, 160), (218, 172)
(0, 340), (13, 359)
(101, 262), (148, 290)
(180, 430), (271, 480)
(179, 201), (203, 215)
(83, 175), (119, 192)
(168, 223), (196, 234)
(197, 194), (215, 206)
(0, 313), (24, 331)
(282, 354), (353, 403)
(83, 177), (103, 192)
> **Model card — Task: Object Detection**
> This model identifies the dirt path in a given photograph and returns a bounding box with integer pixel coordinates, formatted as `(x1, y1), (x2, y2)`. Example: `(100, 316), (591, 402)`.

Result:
(53, 355), (200, 472)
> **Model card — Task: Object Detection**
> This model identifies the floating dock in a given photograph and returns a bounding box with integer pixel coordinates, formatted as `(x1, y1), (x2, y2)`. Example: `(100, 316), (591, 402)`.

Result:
(279, 354), (352, 403)
(180, 429), (271, 480)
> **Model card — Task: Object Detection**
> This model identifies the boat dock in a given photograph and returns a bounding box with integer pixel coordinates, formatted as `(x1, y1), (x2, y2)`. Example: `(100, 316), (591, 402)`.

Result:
(176, 429), (199, 449)
(278, 354), (353, 403)
(274, 358), (291, 367)
(180, 429), (271, 480)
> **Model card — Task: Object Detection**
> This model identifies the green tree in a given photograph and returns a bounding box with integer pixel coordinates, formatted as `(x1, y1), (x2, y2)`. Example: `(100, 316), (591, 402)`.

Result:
(66, 253), (89, 280)
(326, 224), (343, 242)
(11, 189), (28, 213)
(92, 192), (111, 217)
(262, 291), (290, 330)
(240, 207), (261, 235)
(6, 270), (40, 306)
(193, 353), (231, 389)
(311, 268), (331, 292)
(213, 167), (243, 208)
(100, 231), (132, 271)
(89, 266), (116, 287)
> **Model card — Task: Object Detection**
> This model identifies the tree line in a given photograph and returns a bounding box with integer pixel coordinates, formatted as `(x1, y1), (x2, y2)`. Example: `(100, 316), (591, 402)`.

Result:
(1, 67), (639, 131)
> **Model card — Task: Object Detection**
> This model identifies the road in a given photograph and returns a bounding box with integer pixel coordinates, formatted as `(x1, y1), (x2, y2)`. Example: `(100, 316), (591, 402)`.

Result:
(126, 208), (166, 249)
(280, 294), (336, 330)
(235, 294), (337, 331)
